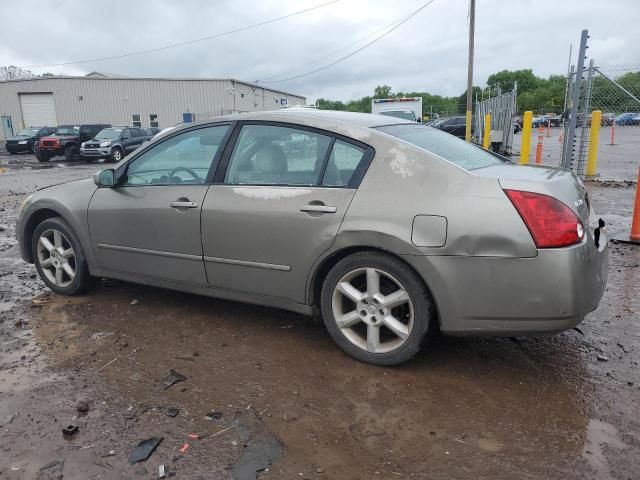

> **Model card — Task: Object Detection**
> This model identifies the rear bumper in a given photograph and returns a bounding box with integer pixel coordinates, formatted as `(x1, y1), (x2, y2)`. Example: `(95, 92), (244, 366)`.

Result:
(403, 230), (608, 335)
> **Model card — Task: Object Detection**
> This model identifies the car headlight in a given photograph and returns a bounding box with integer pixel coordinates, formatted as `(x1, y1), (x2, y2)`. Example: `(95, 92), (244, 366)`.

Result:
(81, 142), (85, 148)
(100, 141), (111, 147)
(18, 140), (28, 145)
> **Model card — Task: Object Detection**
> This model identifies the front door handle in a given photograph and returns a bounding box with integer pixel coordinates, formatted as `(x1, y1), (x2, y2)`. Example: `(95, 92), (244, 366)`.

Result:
(300, 204), (337, 213)
(171, 201), (198, 208)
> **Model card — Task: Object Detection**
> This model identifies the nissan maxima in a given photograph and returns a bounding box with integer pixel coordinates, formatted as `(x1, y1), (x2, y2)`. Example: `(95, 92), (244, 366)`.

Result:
(16, 110), (608, 365)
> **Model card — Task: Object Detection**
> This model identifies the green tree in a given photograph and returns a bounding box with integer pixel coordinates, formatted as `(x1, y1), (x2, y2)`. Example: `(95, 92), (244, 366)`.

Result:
(487, 69), (539, 93)
(373, 85), (392, 98)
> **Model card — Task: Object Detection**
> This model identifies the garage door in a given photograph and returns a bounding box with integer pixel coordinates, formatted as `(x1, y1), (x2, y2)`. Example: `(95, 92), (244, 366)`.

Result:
(20, 93), (57, 127)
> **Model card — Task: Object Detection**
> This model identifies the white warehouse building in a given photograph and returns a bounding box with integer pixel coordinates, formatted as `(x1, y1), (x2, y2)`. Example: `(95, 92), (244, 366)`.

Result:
(0, 72), (306, 141)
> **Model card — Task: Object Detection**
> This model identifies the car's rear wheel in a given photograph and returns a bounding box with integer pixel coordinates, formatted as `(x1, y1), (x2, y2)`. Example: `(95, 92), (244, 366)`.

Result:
(110, 147), (123, 163)
(64, 145), (79, 162)
(320, 251), (435, 366)
(32, 217), (95, 295)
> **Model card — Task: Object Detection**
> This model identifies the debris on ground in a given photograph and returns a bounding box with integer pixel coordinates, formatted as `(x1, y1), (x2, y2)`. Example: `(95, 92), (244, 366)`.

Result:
(90, 331), (114, 341)
(175, 356), (195, 362)
(31, 297), (51, 307)
(573, 327), (584, 335)
(165, 406), (179, 417)
(62, 424), (78, 436)
(179, 443), (189, 453)
(130, 299), (139, 305)
(597, 354), (610, 362)
(231, 435), (283, 480)
(187, 433), (200, 440)
(39, 459), (64, 471)
(94, 357), (118, 373)
(76, 399), (90, 413)
(206, 410), (223, 420)
(128, 437), (164, 464)
(159, 464), (166, 478)
(158, 369), (187, 391)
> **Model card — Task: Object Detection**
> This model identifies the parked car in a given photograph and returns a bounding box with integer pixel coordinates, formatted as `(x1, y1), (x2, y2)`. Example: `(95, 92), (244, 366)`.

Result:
(81, 127), (150, 163)
(146, 127), (162, 137)
(430, 116), (468, 138)
(36, 124), (111, 162)
(16, 110), (608, 366)
(614, 113), (640, 126)
(600, 113), (615, 126)
(531, 116), (550, 128)
(5, 127), (56, 154)
(513, 119), (522, 134)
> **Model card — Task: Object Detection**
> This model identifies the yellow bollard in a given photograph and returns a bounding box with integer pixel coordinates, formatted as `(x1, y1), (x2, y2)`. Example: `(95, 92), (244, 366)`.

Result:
(465, 110), (473, 142)
(519, 111), (533, 164)
(483, 114), (491, 149)
(586, 110), (602, 177)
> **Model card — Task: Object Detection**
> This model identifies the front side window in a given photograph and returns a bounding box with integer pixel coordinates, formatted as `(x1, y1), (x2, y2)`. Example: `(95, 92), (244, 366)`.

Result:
(124, 125), (229, 186)
(55, 126), (79, 136)
(132, 114), (141, 128)
(224, 124), (331, 186)
(376, 124), (506, 171)
(16, 128), (39, 136)
(149, 114), (159, 128)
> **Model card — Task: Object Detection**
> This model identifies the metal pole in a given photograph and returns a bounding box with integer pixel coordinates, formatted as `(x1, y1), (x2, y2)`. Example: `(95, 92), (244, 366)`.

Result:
(562, 44), (572, 118)
(562, 29), (588, 169)
(465, 0), (475, 142)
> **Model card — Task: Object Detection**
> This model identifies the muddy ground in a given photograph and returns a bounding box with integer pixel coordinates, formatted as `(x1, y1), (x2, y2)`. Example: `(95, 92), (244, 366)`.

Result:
(0, 152), (639, 479)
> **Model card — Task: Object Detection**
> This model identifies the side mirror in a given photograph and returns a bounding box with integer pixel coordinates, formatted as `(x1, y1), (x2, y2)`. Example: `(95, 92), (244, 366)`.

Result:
(94, 169), (115, 187)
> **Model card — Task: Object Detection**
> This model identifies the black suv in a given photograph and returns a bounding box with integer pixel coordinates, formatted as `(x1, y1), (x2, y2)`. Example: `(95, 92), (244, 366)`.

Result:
(37, 124), (110, 162)
(80, 127), (150, 163)
(5, 126), (56, 154)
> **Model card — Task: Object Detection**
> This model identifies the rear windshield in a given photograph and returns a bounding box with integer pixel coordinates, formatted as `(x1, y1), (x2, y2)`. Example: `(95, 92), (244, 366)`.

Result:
(376, 124), (506, 170)
(380, 110), (416, 121)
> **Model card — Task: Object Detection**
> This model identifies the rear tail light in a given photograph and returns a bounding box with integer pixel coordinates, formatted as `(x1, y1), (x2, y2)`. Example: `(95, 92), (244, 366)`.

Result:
(504, 189), (585, 248)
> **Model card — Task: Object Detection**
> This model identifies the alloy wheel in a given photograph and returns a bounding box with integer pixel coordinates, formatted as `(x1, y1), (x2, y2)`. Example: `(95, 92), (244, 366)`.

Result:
(36, 229), (76, 288)
(331, 267), (414, 354)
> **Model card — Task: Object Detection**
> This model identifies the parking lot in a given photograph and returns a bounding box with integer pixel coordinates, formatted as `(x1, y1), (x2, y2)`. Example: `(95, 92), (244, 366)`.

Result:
(511, 125), (640, 182)
(0, 148), (637, 479)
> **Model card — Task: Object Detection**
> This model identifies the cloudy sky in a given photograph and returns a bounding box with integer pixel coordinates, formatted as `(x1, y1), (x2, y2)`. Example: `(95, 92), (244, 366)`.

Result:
(1, 0), (638, 102)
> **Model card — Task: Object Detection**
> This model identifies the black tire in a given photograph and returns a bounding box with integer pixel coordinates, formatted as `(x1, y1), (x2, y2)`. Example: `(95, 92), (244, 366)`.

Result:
(8, 150), (17, 155)
(109, 147), (123, 163)
(35, 150), (50, 162)
(31, 217), (95, 295)
(64, 144), (79, 162)
(320, 251), (435, 366)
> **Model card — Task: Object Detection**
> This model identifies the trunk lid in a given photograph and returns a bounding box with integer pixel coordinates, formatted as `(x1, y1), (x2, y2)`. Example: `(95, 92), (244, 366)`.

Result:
(473, 163), (590, 224)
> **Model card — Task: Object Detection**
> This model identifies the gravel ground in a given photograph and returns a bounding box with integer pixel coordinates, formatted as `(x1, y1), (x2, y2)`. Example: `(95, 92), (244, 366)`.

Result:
(0, 150), (638, 480)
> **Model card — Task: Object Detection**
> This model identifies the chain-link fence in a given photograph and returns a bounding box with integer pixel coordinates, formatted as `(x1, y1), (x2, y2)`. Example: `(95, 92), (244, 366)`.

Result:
(562, 63), (640, 179)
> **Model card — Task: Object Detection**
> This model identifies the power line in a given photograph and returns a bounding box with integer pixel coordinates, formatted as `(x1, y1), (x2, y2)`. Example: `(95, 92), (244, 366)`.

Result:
(256, 8), (417, 83)
(257, 0), (435, 84)
(22, 0), (341, 69)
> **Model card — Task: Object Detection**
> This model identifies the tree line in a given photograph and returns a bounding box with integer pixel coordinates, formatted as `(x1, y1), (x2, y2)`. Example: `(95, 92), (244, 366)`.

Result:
(316, 69), (640, 117)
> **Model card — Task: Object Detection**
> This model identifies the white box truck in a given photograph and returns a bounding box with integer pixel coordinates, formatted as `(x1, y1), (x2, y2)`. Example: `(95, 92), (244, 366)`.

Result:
(371, 97), (423, 122)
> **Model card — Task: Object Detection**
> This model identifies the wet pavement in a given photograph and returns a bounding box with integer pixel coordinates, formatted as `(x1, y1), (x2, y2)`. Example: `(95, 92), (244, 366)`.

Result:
(0, 152), (639, 479)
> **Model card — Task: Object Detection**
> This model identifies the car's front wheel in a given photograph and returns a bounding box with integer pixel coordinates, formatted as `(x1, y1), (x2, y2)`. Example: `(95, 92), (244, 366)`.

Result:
(64, 145), (79, 162)
(320, 251), (435, 366)
(110, 147), (123, 163)
(32, 217), (95, 295)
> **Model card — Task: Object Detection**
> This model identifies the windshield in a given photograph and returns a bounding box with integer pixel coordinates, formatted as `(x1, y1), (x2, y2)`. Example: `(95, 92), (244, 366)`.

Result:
(16, 128), (39, 136)
(55, 126), (79, 136)
(376, 124), (506, 171)
(379, 110), (416, 121)
(95, 128), (122, 140)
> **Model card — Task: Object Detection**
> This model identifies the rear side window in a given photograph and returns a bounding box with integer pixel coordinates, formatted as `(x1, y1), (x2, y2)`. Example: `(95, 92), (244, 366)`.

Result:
(376, 124), (505, 170)
(224, 124), (332, 186)
(322, 140), (366, 187)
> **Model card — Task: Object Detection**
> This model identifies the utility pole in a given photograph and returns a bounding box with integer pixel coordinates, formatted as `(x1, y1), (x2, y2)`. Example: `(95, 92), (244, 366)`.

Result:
(465, 0), (475, 142)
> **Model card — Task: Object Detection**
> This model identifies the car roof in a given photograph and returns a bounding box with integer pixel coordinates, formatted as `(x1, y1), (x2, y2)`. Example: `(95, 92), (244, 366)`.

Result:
(193, 108), (416, 129)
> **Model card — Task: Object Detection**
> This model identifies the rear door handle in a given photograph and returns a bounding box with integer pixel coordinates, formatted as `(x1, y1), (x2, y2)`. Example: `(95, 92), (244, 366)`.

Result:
(171, 201), (198, 208)
(300, 204), (337, 213)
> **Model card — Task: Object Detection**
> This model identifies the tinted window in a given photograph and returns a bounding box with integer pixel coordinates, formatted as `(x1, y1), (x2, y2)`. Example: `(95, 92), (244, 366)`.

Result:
(322, 140), (366, 187)
(224, 125), (331, 186)
(124, 125), (229, 186)
(376, 124), (505, 170)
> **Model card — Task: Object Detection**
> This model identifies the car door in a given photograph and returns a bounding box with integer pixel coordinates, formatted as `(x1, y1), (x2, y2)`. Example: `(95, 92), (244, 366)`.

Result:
(88, 124), (232, 284)
(120, 128), (135, 153)
(201, 122), (373, 303)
